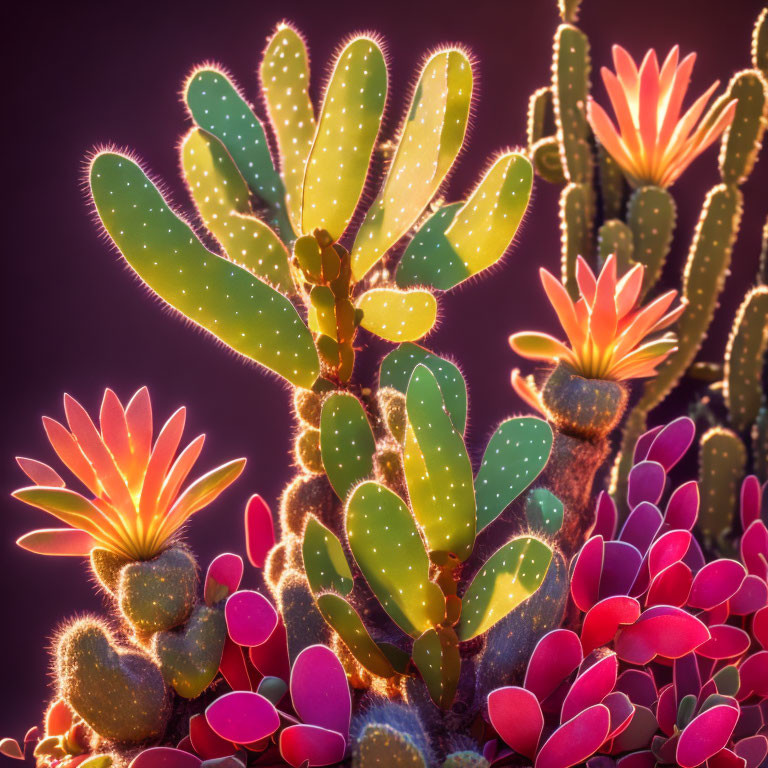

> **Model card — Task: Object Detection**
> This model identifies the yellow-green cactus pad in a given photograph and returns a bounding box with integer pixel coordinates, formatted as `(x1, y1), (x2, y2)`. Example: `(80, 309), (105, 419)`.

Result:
(458, 536), (552, 641)
(379, 343), (467, 433)
(302, 517), (354, 596)
(346, 481), (445, 637)
(301, 37), (387, 240)
(412, 627), (460, 709)
(352, 49), (473, 279)
(184, 67), (293, 239)
(320, 393), (376, 500)
(89, 152), (319, 388)
(180, 128), (293, 292)
(260, 24), (317, 232)
(316, 593), (397, 678)
(396, 153), (532, 291)
(724, 287), (768, 432)
(475, 418), (553, 532)
(404, 365), (475, 561)
(356, 288), (437, 342)
(308, 286), (337, 339)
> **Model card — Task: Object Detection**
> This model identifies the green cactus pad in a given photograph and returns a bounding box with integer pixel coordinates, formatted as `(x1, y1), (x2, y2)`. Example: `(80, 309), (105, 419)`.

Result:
(627, 186), (677, 297)
(260, 24), (316, 232)
(531, 137), (567, 184)
(346, 481), (445, 637)
(412, 627), (460, 709)
(718, 69), (768, 186)
(559, 182), (592, 300)
(57, 618), (170, 743)
(153, 604), (226, 699)
(558, 0), (583, 23)
(725, 287), (768, 432)
(404, 365), (476, 561)
(754, 8), (768, 76)
(356, 288), (438, 342)
(309, 285), (338, 339)
(184, 67), (293, 238)
(316, 593), (397, 678)
(396, 153), (532, 290)
(698, 428), (747, 546)
(527, 87), (556, 148)
(598, 219), (634, 273)
(302, 517), (354, 595)
(552, 24), (592, 184)
(320, 392), (376, 500)
(90, 548), (130, 594)
(598, 143), (627, 221)
(353, 723), (428, 767)
(351, 49), (472, 279)
(276, 569), (331, 660)
(524, 488), (564, 535)
(301, 37), (387, 240)
(89, 152), (320, 388)
(379, 343), (467, 433)
(118, 545), (198, 635)
(458, 536), (552, 641)
(475, 417), (553, 532)
(180, 128), (293, 292)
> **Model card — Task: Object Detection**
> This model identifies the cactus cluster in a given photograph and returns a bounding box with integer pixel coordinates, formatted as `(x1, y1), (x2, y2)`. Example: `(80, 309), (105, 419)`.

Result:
(4, 5), (768, 768)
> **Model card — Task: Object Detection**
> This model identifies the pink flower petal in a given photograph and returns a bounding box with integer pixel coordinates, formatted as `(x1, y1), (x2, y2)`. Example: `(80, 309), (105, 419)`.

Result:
(676, 704), (740, 768)
(740, 476), (762, 531)
(646, 562), (692, 607)
(600, 541), (643, 599)
(245, 494), (275, 569)
(688, 560), (746, 610)
(205, 691), (280, 744)
(525, 630), (584, 703)
(615, 607), (710, 664)
(279, 724), (346, 767)
(646, 417), (695, 472)
(205, 553), (244, 606)
(741, 521), (768, 580)
(696, 625), (751, 660)
(16, 528), (97, 556)
(572, 537), (604, 612)
(249, 617), (291, 682)
(219, 636), (252, 691)
(581, 597), (641, 655)
(291, 645), (351, 737)
(648, 530), (692, 578)
(488, 686), (544, 759)
(627, 461), (666, 510)
(664, 481), (699, 531)
(128, 748), (202, 768)
(189, 714), (237, 759)
(603, 691), (635, 741)
(730, 576), (768, 616)
(592, 492), (618, 540)
(737, 651), (768, 700)
(535, 705), (610, 768)
(619, 502), (663, 555)
(225, 590), (279, 647)
(734, 735), (768, 768)
(616, 670), (657, 708)
(562, 653), (618, 722)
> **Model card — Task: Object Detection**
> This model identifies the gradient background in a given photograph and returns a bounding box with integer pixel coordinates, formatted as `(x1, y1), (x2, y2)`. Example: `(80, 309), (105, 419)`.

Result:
(2, 0), (766, 749)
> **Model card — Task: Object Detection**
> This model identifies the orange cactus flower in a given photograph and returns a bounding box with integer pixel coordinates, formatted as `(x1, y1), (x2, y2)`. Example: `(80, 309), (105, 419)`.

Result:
(13, 387), (246, 560)
(509, 255), (685, 408)
(588, 45), (737, 188)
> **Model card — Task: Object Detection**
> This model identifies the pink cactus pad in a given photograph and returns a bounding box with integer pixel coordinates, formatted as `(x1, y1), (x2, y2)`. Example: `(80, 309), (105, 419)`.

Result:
(688, 560), (746, 610)
(560, 653), (617, 722)
(676, 703), (740, 768)
(645, 417), (695, 471)
(205, 553), (244, 606)
(279, 724), (347, 767)
(581, 597), (640, 654)
(488, 686), (543, 759)
(189, 713), (236, 759)
(205, 691), (280, 744)
(128, 747), (203, 767)
(225, 590), (279, 647)
(627, 461), (666, 509)
(245, 494), (275, 569)
(663, 480), (699, 530)
(524, 630), (583, 702)
(248, 617), (291, 681)
(535, 705), (610, 768)
(614, 607), (709, 663)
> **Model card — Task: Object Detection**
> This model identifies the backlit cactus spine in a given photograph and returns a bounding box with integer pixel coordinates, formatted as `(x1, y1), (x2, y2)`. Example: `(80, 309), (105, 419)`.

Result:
(90, 24), (533, 390)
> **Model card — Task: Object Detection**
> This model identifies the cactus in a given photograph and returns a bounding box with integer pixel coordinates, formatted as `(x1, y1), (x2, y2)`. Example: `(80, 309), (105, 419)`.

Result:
(56, 618), (170, 743)
(559, 183), (592, 299)
(351, 704), (433, 768)
(597, 219), (633, 272)
(524, 488), (564, 535)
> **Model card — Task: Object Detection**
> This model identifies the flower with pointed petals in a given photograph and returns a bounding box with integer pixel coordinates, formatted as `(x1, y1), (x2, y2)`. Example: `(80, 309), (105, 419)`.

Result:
(12, 387), (246, 560)
(509, 255), (684, 409)
(588, 45), (737, 188)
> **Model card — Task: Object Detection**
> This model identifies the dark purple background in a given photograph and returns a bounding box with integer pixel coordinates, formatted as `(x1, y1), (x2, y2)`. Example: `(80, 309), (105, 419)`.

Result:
(2, 0), (765, 747)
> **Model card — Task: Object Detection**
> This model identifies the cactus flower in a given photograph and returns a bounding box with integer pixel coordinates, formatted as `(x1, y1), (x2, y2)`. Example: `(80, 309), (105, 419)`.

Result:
(12, 387), (245, 560)
(510, 255), (685, 411)
(588, 45), (737, 188)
